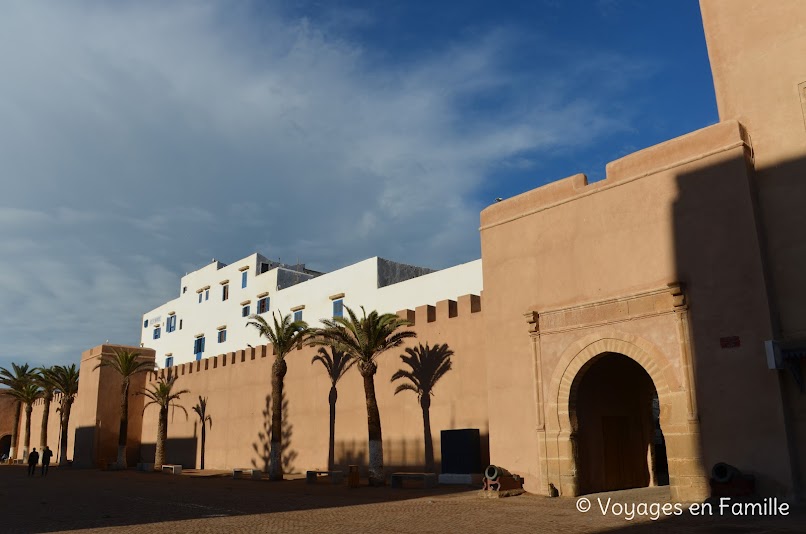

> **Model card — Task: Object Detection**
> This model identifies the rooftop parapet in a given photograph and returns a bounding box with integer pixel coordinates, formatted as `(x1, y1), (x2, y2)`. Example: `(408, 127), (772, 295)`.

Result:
(480, 120), (751, 230)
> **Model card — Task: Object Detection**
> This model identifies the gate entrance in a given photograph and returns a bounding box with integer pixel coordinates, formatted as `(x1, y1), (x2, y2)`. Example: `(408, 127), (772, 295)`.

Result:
(573, 352), (667, 494)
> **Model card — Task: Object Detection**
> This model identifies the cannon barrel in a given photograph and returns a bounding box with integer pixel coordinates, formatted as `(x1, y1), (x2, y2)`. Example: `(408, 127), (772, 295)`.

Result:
(711, 462), (741, 484)
(484, 465), (511, 480)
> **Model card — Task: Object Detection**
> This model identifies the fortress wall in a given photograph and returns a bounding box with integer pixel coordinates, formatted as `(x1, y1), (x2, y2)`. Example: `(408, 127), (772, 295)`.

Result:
(480, 119), (792, 497)
(138, 294), (486, 473)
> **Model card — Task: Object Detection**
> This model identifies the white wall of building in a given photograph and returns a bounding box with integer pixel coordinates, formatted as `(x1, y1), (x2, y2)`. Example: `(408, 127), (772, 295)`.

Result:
(141, 255), (482, 367)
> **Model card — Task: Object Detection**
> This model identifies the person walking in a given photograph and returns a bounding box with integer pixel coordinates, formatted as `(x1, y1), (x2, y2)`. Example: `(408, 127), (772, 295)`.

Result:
(41, 446), (53, 476)
(27, 448), (39, 477)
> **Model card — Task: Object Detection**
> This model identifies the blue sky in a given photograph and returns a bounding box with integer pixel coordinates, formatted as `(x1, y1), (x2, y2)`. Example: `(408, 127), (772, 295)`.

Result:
(0, 0), (717, 369)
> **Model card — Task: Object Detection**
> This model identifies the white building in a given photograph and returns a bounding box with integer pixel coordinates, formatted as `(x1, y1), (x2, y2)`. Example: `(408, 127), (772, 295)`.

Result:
(141, 253), (482, 367)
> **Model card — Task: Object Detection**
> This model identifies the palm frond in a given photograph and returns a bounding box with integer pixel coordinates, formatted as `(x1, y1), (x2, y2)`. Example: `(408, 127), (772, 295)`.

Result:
(248, 311), (311, 360)
(95, 348), (155, 379)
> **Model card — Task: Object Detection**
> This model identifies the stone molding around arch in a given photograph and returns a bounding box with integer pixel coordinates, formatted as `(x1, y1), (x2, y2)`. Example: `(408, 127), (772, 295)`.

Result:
(539, 330), (708, 502)
(546, 331), (679, 433)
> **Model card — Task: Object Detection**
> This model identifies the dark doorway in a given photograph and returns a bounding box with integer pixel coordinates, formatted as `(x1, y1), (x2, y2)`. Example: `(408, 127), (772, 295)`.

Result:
(573, 352), (668, 494)
(0, 434), (10, 460)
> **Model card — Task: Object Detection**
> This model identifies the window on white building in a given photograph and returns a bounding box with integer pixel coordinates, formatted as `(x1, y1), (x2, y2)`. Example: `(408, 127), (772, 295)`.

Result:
(165, 356), (173, 368)
(153, 327), (161, 340)
(242, 305), (250, 317)
(294, 310), (303, 322)
(166, 315), (177, 333)
(205, 289), (209, 301)
(333, 299), (344, 318)
(257, 297), (270, 314)
(222, 284), (229, 301)
(218, 329), (227, 343)
(194, 336), (205, 361)
(242, 271), (248, 288)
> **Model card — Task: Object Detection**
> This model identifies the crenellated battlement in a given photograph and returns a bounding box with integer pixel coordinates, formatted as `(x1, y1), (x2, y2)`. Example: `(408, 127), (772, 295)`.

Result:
(148, 344), (272, 382)
(395, 293), (481, 326)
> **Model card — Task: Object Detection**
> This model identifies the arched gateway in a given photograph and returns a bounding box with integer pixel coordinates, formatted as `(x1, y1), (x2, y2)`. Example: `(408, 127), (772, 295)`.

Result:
(541, 332), (707, 501)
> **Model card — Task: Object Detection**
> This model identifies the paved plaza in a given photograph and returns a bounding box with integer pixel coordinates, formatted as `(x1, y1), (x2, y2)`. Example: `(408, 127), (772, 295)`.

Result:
(1, 465), (803, 533)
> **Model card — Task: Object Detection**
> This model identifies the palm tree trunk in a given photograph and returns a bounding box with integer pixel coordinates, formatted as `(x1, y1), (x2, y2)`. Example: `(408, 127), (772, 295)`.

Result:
(59, 400), (72, 466)
(269, 359), (286, 481)
(40, 393), (52, 455)
(362, 368), (385, 486)
(328, 386), (337, 471)
(421, 395), (434, 473)
(117, 381), (129, 468)
(200, 424), (206, 470)
(23, 402), (33, 460)
(9, 401), (20, 461)
(155, 406), (167, 469)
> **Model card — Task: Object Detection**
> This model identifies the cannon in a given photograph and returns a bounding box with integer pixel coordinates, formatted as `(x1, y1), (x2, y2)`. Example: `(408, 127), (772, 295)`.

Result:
(710, 463), (755, 497)
(482, 464), (523, 491)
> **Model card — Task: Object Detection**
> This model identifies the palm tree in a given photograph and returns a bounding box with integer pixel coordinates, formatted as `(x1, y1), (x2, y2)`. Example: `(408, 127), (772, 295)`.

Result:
(311, 305), (416, 486)
(191, 396), (212, 470)
(0, 363), (37, 461)
(6, 381), (42, 461)
(142, 376), (189, 469)
(94, 349), (155, 468)
(311, 345), (355, 470)
(43, 364), (80, 466)
(391, 343), (454, 473)
(36, 366), (57, 456)
(247, 312), (310, 481)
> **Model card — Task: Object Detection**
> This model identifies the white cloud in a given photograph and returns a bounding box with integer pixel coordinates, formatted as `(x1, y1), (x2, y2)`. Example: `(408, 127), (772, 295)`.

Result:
(0, 0), (648, 368)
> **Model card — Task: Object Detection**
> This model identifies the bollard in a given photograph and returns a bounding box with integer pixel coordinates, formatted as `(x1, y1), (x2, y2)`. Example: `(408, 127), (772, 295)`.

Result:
(348, 465), (360, 488)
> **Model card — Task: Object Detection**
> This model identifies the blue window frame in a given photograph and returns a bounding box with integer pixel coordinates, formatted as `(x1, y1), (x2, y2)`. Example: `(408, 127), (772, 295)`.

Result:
(165, 356), (174, 368)
(242, 305), (250, 317)
(166, 315), (177, 333)
(153, 327), (161, 340)
(194, 336), (205, 360)
(241, 271), (248, 288)
(257, 297), (270, 314)
(218, 329), (227, 343)
(293, 310), (303, 322)
(198, 292), (203, 303)
(205, 289), (209, 301)
(143, 319), (149, 328)
(333, 299), (344, 318)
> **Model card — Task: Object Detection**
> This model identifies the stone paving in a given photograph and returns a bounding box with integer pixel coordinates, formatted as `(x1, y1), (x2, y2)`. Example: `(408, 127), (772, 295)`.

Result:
(1, 465), (803, 533)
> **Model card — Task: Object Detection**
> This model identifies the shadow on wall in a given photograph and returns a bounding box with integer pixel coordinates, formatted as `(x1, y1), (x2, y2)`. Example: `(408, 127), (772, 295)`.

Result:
(251, 391), (296, 474)
(140, 437), (198, 469)
(333, 433), (490, 476)
(673, 149), (806, 496)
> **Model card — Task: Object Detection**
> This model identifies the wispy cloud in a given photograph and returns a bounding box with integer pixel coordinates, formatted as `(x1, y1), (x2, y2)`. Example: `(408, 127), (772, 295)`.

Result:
(0, 0), (651, 368)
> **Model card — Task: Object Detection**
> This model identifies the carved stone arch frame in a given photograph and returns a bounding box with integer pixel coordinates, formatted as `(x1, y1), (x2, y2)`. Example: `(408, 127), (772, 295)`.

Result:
(541, 330), (706, 501)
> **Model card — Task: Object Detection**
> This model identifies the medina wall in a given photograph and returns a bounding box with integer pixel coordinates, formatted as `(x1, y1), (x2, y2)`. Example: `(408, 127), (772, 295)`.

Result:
(14, 345), (156, 467)
(479, 119), (793, 500)
(701, 0), (806, 494)
(136, 294), (487, 475)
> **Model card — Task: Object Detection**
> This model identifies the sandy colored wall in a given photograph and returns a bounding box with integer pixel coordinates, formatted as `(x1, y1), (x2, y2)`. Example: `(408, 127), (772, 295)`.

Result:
(480, 120), (793, 497)
(0, 395), (18, 457)
(138, 294), (488, 474)
(701, 0), (806, 494)
(701, 0), (806, 338)
(69, 345), (154, 468)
